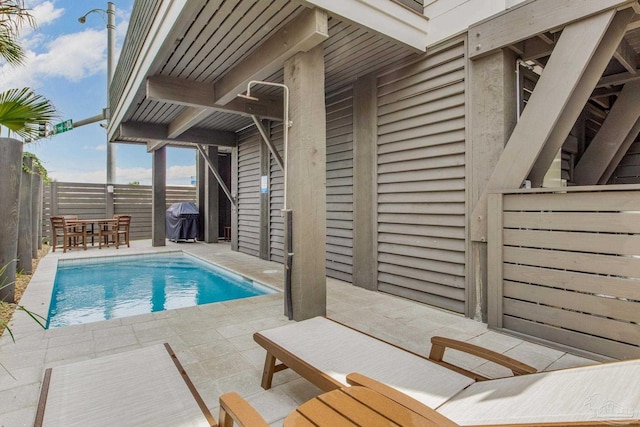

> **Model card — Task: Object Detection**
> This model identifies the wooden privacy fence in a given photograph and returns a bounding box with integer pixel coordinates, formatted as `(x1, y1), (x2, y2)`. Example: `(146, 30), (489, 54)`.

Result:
(487, 185), (640, 360)
(43, 182), (196, 242)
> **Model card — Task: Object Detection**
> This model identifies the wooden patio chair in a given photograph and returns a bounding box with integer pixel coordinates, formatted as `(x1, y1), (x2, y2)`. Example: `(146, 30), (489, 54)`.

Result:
(50, 216), (86, 253)
(113, 214), (131, 248)
(98, 218), (119, 249)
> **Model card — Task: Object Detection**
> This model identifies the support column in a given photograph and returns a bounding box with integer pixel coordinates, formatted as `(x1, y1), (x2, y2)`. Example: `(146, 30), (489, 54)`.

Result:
(196, 149), (205, 241)
(204, 145), (219, 243)
(152, 147), (166, 247)
(352, 74), (377, 290)
(467, 49), (518, 320)
(284, 45), (327, 320)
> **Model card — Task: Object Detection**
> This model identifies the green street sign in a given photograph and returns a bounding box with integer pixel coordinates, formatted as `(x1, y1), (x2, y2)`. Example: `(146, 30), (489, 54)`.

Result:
(53, 119), (73, 135)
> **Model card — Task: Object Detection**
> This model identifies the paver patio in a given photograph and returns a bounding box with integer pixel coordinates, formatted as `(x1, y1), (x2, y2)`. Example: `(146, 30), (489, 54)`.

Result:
(0, 241), (596, 426)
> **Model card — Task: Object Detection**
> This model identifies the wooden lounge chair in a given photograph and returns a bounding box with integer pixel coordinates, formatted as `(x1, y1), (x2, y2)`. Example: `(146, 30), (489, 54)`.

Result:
(220, 364), (640, 426)
(254, 316), (535, 408)
(50, 216), (86, 252)
(246, 317), (640, 426)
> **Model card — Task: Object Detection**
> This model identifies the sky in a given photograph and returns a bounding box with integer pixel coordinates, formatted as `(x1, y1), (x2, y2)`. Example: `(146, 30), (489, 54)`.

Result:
(0, 0), (197, 185)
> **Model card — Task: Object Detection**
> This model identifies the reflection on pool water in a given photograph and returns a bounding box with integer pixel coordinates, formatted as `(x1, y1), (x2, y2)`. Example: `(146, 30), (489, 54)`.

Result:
(47, 252), (276, 328)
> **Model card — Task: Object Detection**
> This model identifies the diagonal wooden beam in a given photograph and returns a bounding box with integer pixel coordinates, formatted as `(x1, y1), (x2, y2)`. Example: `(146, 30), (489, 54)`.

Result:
(597, 70), (640, 87)
(469, 0), (636, 58)
(213, 8), (328, 105)
(575, 80), (640, 184)
(196, 144), (235, 209)
(251, 116), (284, 171)
(117, 121), (236, 151)
(527, 9), (634, 187)
(470, 9), (632, 242)
(613, 37), (637, 74)
(146, 75), (284, 120)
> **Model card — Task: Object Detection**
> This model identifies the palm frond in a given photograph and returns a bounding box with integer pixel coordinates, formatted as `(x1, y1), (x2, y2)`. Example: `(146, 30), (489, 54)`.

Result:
(0, 88), (57, 140)
(0, 28), (23, 65)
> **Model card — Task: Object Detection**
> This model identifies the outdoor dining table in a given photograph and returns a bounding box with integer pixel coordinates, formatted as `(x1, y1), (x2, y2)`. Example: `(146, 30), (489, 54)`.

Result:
(66, 218), (117, 246)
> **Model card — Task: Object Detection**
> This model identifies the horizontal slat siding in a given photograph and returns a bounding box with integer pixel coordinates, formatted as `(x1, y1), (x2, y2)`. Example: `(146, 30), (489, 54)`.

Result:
(498, 189), (640, 359)
(270, 122), (284, 263)
(326, 87), (354, 282)
(237, 127), (261, 257)
(43, 182), (196, 242)
(114, 185), (196, 241)
(376, 40), (466, 313)
(609, 141), (640, 185)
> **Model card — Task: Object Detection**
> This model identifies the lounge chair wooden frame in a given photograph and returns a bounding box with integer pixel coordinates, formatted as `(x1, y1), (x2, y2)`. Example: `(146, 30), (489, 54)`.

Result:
(252, 317), (640, 427)
(254, 317), (536, 392)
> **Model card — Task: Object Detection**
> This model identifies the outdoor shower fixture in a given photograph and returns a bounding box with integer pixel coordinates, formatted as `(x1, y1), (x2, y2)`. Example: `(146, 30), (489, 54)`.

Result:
(238, 81), (294, 320)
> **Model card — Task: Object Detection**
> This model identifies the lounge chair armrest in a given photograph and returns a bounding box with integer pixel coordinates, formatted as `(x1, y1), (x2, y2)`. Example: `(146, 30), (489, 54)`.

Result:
(346, 373), (460, 427)
(219, 392), (269, 427)
(429, 336), (537, 380)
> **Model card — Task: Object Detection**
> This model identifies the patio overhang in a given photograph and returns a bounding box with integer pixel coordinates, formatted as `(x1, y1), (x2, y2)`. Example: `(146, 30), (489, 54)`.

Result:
(107, 0), (425, 149)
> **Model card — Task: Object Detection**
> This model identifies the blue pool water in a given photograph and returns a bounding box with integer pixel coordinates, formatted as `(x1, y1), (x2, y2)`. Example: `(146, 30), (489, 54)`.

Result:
(47, 253), (275, 328)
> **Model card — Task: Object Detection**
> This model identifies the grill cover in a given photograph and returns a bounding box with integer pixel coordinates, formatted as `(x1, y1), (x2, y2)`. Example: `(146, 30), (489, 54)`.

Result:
(166, 202), (199, 242)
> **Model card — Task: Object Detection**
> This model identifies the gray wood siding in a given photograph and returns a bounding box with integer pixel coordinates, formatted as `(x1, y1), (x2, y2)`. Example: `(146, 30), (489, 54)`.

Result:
(609, 141), (640, 184)
(326, 87), (354, 282)
(269, 122), (285, 263)
(487, 188), (640, 360)
(237, 127), (261, 257)
(376, 40), (466, 313)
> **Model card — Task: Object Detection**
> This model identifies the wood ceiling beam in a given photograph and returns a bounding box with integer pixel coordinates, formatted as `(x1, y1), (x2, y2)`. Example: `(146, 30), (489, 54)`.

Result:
(146, 75), (284, 121)
(469, 0), (635, 59)
(299, 0), (428, 52)
(521, 36), (555, 61)
(118, 121), (236, 152)
(470, 9), (632, 241)
(613, 37), (637, 74)
(575, 80), (640, 185)
(168, 108), (213, 139)
(597, 70), (640, 87)
(213, 8), (328, 105)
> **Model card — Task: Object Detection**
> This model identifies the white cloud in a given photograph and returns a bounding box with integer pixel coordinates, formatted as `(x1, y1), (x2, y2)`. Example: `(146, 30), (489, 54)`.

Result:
(29, 1), (64, 28)
(168, 165), (196, 180)
(94, 144), (107, 152)
(50, 164), (196, 186)
(0, 1), (129, 89)
(0, 29), (107, 88)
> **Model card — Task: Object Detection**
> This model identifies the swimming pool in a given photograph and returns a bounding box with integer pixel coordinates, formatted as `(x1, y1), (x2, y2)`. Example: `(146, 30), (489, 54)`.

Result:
(47, 252), (276, 328)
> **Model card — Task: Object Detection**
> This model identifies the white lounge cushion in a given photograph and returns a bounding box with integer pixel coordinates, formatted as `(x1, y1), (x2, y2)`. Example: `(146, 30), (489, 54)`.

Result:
(438, 359), (640, 425)
(258, 316), (475, 408)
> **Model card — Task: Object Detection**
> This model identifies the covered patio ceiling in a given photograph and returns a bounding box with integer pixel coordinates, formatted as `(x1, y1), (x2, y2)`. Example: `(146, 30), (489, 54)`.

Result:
(108, 0), (426, 150)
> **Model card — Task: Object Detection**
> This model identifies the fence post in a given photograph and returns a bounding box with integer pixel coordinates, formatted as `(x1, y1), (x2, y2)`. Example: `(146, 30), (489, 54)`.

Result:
(31, 173), (42, 256)
(487, 192), (504, 329)
(17, 157), (33, 274)
(0, 138), (23, 303)
(106, 183), (114, 218)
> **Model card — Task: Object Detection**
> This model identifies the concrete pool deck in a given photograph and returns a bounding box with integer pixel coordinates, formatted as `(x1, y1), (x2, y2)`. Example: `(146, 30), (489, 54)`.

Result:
(0, 240), (597, 426)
